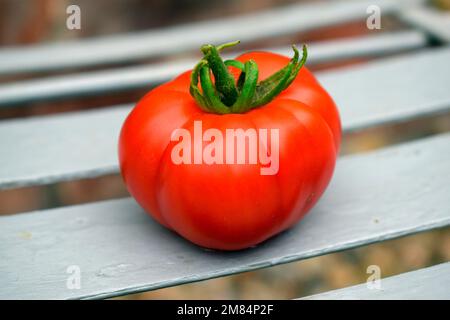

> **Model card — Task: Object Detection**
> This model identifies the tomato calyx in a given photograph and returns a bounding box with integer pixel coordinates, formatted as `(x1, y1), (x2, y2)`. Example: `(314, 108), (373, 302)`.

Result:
(189, 41), (308, 114)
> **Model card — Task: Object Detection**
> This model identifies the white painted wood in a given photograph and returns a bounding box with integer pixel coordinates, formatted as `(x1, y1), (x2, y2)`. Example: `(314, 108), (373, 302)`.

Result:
(0, 133), (449, 299)
(0, 0), (423, 75)
(400, 7), (450, 43)
(1, 48), (450, 189)
(0, 31), (427, 106)
(301, 262), (450, 300)
(318, 47), (450, 131)
(0, 106), (128, 189)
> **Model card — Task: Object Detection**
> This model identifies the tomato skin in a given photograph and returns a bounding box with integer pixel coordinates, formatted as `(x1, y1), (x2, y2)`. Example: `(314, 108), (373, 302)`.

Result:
(119, 51), (341, 250)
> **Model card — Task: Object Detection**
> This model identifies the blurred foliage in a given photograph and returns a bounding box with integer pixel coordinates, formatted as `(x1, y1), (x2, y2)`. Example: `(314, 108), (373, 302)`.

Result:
(433, 0), (450, 10)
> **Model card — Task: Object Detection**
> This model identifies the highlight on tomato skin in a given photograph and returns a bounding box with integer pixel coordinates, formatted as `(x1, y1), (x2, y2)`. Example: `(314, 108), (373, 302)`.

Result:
(118, 41), (341, 251)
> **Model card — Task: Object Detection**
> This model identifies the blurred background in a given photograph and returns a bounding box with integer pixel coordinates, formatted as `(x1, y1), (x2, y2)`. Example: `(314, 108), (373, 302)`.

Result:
(0, 0), (449, 299)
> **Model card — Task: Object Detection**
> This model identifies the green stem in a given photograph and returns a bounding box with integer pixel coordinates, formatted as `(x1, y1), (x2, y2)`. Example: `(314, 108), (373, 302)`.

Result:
(201, 43), (239, 106)
(199, 66), (230, 114)
(190, 41), (308, 114)
(224, 59), (244, 71)
(189, 60), (210, 112)
(251, 61), (294, 108)
(231, 60), (258, 113)
(217, 40), (240, 52)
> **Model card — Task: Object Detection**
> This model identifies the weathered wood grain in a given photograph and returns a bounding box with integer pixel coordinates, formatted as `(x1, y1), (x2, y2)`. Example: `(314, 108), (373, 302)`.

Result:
(1, 133), (449, 299)
(301, 262), (450, 300)
(1, 48), (450, 189)
(0, 0), (423, 75)
(0, 31), (427, 106)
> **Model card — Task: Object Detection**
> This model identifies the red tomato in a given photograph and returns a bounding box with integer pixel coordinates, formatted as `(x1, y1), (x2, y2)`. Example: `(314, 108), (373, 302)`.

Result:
(119, 43), (341, 250)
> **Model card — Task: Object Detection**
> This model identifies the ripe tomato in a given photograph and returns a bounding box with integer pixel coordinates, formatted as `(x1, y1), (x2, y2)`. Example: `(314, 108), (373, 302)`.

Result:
(119, 42), (341, 250)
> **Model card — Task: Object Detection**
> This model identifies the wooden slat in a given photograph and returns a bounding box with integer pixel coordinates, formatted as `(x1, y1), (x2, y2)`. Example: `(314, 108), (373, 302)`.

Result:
(1, 133), (449, 299)
(0, 106), (128, 189)
(400, 7), (450, 43)
(301, 262), (450, 300)
(0, 31), (428, 107)
(317, 47), (450, 131)
(1, 48), (450, 190)
(0, 0), (423, 75)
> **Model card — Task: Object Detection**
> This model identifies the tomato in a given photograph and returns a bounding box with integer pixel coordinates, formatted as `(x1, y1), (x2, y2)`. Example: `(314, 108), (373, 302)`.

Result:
(119, 42), (341, 250)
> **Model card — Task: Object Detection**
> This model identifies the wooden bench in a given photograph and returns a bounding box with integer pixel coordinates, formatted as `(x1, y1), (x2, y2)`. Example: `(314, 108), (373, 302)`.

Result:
(0, 0), (449, 299)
